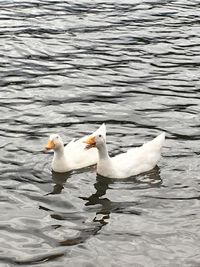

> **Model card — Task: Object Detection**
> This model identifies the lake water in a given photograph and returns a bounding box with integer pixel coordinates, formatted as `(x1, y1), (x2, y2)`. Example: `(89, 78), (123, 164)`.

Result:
(0, 0), (200, 266)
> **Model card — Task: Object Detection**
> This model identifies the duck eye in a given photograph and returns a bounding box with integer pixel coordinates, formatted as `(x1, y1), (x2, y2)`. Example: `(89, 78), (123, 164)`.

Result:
(98, 134), (102, 138)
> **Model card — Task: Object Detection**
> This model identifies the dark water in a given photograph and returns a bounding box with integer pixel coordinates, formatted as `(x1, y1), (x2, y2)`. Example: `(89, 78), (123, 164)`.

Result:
(0, 0), (200, 266)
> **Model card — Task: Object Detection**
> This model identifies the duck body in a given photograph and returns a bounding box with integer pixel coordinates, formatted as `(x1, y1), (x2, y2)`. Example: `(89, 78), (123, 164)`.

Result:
(45, 124), (106, 173)
(86, 132), (165, 179)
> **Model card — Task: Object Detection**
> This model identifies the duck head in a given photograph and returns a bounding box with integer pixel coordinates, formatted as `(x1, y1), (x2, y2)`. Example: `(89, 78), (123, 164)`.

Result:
(45, 134), (64, 151)
(84, 134), (105, 149)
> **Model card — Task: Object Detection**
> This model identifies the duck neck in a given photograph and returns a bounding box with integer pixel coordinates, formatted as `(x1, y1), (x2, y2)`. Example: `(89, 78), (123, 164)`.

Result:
(52, 145), (71, 172)
(54, 146), (65, 159)
(97, 142), (110, 161)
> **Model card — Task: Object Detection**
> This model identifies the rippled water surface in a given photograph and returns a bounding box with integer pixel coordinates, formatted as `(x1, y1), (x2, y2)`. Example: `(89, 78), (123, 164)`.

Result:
(0, 0), (200, 266)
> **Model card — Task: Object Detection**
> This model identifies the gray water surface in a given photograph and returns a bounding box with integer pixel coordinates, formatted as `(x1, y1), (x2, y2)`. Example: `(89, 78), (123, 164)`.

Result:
(0, 0), (200, 266)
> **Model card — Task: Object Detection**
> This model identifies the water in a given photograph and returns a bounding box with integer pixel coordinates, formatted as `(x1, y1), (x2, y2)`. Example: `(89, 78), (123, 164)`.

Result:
(0, 0), (200, 266)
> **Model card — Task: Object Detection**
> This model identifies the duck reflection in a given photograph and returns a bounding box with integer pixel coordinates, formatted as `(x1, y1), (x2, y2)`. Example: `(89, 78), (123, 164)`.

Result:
(80, 165), (162, 225)
(47, 170), (72, 195)
(80, 175), (113, 225)
(59, 166), (162, 247)
(59, 175), (113, 247)
(134, 165), (162, 187)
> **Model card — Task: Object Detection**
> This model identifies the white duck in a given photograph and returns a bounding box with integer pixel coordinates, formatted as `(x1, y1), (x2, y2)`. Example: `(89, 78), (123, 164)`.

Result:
(85, 132), (165, 179)
(45, 124), (106, 173)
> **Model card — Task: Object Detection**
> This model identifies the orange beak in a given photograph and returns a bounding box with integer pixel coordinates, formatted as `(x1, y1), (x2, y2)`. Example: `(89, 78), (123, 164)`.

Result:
(84, 136), (96, 149)
(45, 140), (55, 150)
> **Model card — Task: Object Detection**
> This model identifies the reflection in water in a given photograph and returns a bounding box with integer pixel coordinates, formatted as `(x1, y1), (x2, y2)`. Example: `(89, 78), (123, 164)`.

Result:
(60, 168), (162, 247)
(40, 168), (160, 249)
(59, 176), (112, 246)
(81, 175), (113, 225)
(47, 171), (72, 195)
(81, 166), (162, 225)
(134, 166), (162, 188)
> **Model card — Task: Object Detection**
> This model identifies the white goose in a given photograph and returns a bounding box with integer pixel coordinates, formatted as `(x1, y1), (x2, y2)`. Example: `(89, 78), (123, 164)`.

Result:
(45, 124), (106, 173)
(85, 131), (165, 179)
